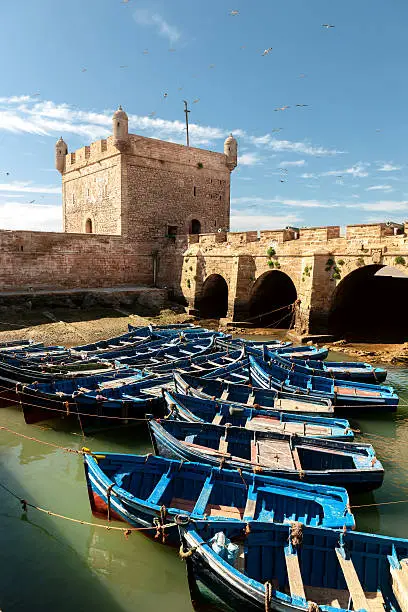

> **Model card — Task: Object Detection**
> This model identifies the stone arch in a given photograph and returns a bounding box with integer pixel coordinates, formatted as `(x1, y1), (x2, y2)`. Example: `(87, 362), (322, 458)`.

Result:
(189, 219), (201, 235)
(329, 264), (408, 341)
(249, 270), (297, 328)
(84, 217), (93, 234)
(198, 274), (228, 319)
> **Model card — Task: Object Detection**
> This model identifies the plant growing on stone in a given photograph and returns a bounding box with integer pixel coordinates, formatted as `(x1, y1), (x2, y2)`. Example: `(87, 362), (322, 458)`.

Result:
(395, 255), (406, 266)
(268, 260), (275, 268)
(266, 247), (276, 257)
(356, 257), (365, 267)
(197, 162), (204, 169)
(337, 259), (345, 266)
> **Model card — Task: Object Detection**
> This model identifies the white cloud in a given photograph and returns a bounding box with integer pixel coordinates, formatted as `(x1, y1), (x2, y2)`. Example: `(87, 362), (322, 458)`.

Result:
(231, 196), (339, 209)
(251, 134), (342, 157)
(0, 181), (60, 194)
(279, 160), (306, 167)
(365, 185), (393, 192)
(322, 163), (370, 178)
(239, 152), (261, 166)
(347, 201), (408, 212)
(133, 9), (181, 44)
(378, 163), (402, 172)
(230, 213), (302, 232)
(300, 173), (317, 179)
(0, 201), (62, 231)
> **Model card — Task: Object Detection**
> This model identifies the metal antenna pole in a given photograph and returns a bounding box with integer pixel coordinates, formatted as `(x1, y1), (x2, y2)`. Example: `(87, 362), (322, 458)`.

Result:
(183, 100), (190, 146)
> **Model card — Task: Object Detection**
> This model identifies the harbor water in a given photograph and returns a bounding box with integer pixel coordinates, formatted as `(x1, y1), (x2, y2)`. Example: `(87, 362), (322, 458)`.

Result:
(1, 351), (408, 611)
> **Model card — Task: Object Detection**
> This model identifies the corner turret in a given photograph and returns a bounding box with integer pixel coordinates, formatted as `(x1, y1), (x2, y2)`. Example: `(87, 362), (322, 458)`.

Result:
(112, 105), (129, 151)
(224, 133), (238, 171)
(55, 137), (68, 174)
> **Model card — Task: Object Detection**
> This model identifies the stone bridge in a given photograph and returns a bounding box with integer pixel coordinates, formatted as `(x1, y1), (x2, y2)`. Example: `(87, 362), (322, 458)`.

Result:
(175, 222), (408, 341)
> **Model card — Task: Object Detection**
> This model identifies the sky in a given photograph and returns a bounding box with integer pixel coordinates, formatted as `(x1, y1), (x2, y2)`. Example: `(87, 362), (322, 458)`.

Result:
(1, 0), (408, 232)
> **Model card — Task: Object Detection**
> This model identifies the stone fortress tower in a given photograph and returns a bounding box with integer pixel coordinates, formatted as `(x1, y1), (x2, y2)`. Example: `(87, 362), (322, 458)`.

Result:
(56, 106), (238, 240)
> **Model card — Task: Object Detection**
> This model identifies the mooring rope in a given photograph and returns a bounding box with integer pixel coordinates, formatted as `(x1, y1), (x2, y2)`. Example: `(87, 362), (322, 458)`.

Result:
(0, 481), (177, 538)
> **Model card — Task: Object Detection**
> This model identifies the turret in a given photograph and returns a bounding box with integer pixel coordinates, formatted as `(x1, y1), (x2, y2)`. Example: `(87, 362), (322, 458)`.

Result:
(55, 137), (68, 174)
(112, 105), (129, 151)
(224, 133), (238, 171)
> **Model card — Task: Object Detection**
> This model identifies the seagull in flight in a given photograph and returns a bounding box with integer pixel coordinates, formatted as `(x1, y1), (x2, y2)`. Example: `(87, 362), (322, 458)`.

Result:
(296, 104), (309, 107)
(119, 65), (128, 69)
(271, 128), (283, 133)
(262, 48), (273, 56)
(322, 24), (335, 28)
(168, 48), (176, 52)
(193, 98), (200, 104)
(142, 49), (149, 55)
(274, 106), (290, 112)
(163, 93), (168, 99)
(230, 10), (239, 16)
(29, 200), (35, 204)
(209, 64), (215, 69)
(81, 68), (87, 72)
(148, 111), (156, 117)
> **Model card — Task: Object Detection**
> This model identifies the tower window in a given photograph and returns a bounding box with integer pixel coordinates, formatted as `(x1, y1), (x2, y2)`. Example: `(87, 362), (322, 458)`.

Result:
(85, 218), (93, 234)
(193, 186), (197, 196)
(190, 219), (201, 235)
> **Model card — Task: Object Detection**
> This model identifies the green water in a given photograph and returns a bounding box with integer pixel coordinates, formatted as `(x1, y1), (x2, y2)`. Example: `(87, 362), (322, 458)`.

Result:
(1, 351), (408, 611)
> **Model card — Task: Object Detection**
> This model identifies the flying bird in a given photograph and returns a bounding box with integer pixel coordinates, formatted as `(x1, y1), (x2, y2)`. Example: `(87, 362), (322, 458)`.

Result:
(296, 104), (308, 107)
(262, 47), (273, 56)
(32, 92), (40, 97)
(193, 98), (200, 104)
(5, 172), (9, 176)
(240, 45), (246, 50)
(168, 48), (176, 52)
(148, 111), (156, 117)
(274, 106), (290, 111)
(299, 74), (306, 78)
(163, 93), (168, 99)
(322, 24), (335, 28)
(29, 200), (35, 204)
(209, 64), (215, 69)
(271, 128), (283, 132)
(142, 49), (149, 55)
(178, 87), (183, 91)
(230, 10), (239, 16)
(81, 68), (87, 72)
(119, 65), (128, 69)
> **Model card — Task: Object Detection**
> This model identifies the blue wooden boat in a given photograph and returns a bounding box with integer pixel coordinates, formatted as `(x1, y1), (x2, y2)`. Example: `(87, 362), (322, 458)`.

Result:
(289, 355), (388, 383)
(148, 418), (383, 492)
(144, 349), (245, 376)
(112, 335), (216, 367)
(163, 389), (353, 441)
(179, 519), (408, 612)
(216, 337), (292, 352)
(0, 340), (44, 352)
(174, 371), (335, 415)
(274, 345), (329, 360)
(17, 371), (167, 425)
(70, 326), (152, 355)
(250, 354), (399, 411)
(128, 322), (198, 333)
(75, 335), (181, 363)
(83, 453), (355, 546)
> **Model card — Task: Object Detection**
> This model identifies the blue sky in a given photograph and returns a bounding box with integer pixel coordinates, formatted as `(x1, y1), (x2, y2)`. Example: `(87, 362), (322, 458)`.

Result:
(1, 0), (408, 232)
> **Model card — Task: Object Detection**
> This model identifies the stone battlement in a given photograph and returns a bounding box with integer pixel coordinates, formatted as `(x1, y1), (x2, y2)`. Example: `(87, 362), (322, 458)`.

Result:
(188, 222), (407, 248)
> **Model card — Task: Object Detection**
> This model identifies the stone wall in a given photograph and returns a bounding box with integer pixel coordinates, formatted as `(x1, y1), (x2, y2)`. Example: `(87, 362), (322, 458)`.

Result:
(0, 230), (154, 291)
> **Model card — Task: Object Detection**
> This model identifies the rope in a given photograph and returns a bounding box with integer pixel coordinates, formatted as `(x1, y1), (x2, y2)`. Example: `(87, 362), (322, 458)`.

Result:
(351, 499), (408, 509)
(0, 480), (178, 537)
(0, 425), (86, 454)
(241, 302), (297, 324)
(264, 581), (273, 612)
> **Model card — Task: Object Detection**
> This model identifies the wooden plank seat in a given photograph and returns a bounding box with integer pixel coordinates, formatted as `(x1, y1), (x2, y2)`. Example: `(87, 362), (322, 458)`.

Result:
(335, 386), (381, 398)
(220, 389), (230, 401)
(335, 548), (369, 611)
(212, 414), (223, 425)
(303, 586), (385, 612)
(390, 557), (408, 612)
(245, 418), (282, 433)
(275, 398), (325, 413)
(218, 436), (228, 453)
(205, 504), (244, 519)
(169, 497), (196, 513)
(285, 546), (306, 600)
(257, 439), (295, 470)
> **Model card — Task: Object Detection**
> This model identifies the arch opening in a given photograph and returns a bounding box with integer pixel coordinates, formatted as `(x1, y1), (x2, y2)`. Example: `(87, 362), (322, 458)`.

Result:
(190, 219), (201, 235)
(249, 270), (297, 328)
(198, 274), (228, 319)
(329, 265), (408, 342)
(85, 218), (93, 234)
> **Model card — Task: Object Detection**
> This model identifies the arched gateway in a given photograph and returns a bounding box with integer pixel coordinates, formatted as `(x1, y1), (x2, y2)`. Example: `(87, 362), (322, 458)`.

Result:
(329, 265), (408, 341)
(249, 270), (297, 328)
(198, 274), (228, 318)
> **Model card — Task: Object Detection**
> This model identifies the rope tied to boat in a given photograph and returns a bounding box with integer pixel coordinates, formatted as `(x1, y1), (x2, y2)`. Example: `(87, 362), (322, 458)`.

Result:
(179, 544), (194, 559)
(308, 601), (321, 612)
(106, 484), (114, 521)
(264, 581), (273, 612)
(154, 505), (168, 544)
(290, 521), (303, 547)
